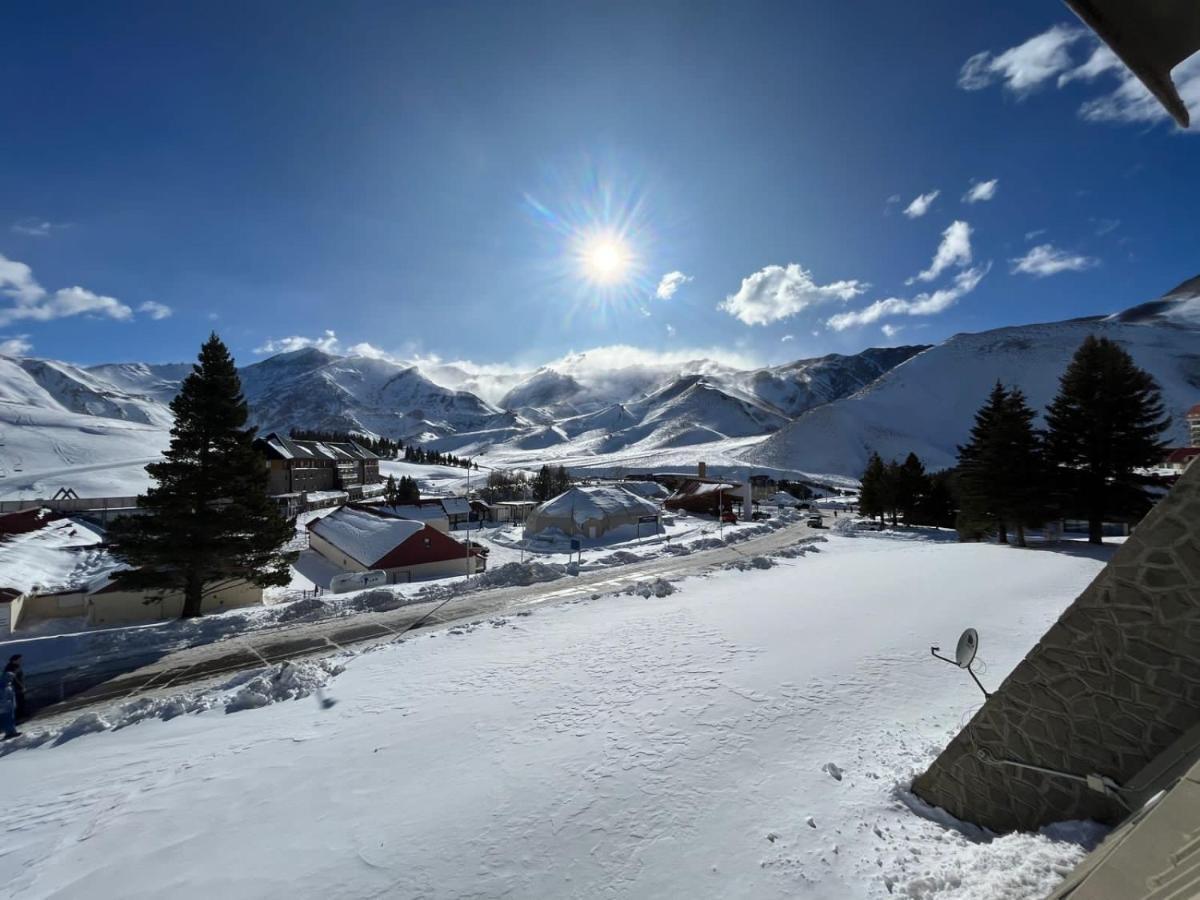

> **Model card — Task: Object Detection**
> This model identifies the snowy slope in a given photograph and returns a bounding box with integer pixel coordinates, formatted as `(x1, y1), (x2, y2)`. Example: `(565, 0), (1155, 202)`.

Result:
(743, 308), (1200, 477)
(0, 534), (1108, 899)
(84, 361), (194, 403)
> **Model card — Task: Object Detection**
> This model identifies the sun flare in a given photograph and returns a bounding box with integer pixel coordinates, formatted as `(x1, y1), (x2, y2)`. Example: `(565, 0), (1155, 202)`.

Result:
(578, 232), (633, 285)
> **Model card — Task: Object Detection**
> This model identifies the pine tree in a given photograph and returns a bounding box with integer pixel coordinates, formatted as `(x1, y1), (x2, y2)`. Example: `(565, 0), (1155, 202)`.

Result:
(397, 475), (420, 504)
(533, 465), (556, 502)
(859, 452), (886, 523)
(107, 334), (294, 618)
(894, 452), (928, 525)
(383, 474), (400, 506)
(1045, 335), (1170, 543)
(997, 388), (1047, 547)
(957, 382), (1011, 543)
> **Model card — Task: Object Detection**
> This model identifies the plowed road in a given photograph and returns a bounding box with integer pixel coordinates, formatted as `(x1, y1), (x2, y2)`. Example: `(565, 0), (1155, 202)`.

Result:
(34, 521), (819, 723)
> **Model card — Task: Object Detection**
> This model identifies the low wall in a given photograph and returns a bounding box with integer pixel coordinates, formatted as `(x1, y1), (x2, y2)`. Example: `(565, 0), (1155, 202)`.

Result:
(87, 580), (264, 627)
(911, 461), (1200, 833)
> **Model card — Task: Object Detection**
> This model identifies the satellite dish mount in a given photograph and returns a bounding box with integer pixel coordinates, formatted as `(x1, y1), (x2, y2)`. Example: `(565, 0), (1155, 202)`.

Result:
(931, 627), (991, 698)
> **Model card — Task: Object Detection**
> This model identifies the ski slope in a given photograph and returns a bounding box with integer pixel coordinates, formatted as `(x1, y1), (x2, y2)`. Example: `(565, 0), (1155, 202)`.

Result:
(0, 532), (1109, 899)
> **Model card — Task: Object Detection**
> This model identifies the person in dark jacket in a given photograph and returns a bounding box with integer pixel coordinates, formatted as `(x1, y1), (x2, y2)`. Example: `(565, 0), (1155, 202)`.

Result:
(0, 669), (19, 739)
(4, 655), (26, 723)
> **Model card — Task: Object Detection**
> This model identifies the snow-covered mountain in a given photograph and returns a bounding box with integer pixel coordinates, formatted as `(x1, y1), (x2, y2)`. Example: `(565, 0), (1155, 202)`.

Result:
(235, 348), (511, 443)
(742, 276), (1200, 478)
(5, 273), (1195, 499)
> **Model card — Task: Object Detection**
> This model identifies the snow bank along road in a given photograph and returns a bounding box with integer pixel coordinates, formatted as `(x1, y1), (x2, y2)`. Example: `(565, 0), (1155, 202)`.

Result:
(33, 520), (819, 722)
(1, 533), (1110, 899)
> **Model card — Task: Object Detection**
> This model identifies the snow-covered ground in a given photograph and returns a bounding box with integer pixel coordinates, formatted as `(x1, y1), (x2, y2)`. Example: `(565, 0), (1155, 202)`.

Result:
(1, 531), (1110, 899)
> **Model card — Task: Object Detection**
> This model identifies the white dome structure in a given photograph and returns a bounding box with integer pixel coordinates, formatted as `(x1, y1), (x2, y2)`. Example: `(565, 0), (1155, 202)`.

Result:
(525, 486), (661, 541)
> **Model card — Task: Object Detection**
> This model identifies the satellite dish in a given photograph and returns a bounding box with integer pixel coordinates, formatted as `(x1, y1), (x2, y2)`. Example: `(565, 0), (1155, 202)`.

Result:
(955, 628), (979, 669)
(930, 626), (990, 698)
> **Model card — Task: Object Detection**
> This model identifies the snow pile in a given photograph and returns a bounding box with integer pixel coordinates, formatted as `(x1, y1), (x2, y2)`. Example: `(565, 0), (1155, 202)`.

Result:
(225, 660), (345, 713)
(471, 559), (571, 589)
(725, 555), (775, 571)
(3, 659), (347, 756)
(626, 578), (676, 598)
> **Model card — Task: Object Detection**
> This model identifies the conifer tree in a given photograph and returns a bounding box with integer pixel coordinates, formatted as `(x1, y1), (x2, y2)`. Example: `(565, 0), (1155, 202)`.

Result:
(997, 387), (1047, 547)
(858, 452), (886, 523)
(957, 382), (1011, 543)
(383, 474), (400, 506)
(107, 334), (294, 618)
(397, 475), (421, 504)
(1045, 335), (1169, 543)
(894, 452), (927, 525)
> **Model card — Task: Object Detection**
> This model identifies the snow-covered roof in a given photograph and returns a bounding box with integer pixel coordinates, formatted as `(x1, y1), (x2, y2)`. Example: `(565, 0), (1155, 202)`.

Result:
(309, 508), (425, 567)
(767, 491), (801, 507)
(372, 504), (449, 523)
(440, 497), (471, 516)
(0, 517), (121, 594)
(532, 486), (659, 527)
(619, 480), (669, 500)
(258, 432), (379, 463)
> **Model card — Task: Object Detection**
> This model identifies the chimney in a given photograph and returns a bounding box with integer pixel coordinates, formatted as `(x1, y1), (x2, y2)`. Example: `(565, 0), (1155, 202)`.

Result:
(697, 461), (707, 479)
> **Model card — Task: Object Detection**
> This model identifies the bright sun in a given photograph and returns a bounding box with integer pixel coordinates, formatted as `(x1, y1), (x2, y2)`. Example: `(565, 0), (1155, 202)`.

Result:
(579, 232), (633, 284)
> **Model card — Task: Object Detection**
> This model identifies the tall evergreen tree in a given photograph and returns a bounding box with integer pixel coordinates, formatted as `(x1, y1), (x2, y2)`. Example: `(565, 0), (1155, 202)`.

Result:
(997, 387), (1047, 547)
(396, 475), (421, 504)
(383, 474), (400, 506)
(1045, 335), (1170, 543)
(107, 334), (294, 618)
(859, 452), (886, 523)
(957, 382), (1011, 543)
(894, 452), (928, 525)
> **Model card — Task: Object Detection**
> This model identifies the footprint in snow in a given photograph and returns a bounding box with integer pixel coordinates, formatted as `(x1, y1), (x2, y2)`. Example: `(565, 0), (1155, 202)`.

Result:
(822, 762), (844, 781)
(806, 817), (817, 829)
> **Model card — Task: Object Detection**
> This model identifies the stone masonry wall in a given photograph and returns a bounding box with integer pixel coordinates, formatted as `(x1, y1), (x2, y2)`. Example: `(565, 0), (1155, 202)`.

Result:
(911, 461), (1200, 833)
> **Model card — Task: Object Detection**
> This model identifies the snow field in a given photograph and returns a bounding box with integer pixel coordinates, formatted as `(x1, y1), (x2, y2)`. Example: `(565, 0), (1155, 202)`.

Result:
(0, 533), (1110, 899)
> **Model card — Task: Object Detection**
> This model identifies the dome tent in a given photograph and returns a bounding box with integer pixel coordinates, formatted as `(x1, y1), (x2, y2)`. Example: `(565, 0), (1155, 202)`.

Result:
(525, 486), (661, 541)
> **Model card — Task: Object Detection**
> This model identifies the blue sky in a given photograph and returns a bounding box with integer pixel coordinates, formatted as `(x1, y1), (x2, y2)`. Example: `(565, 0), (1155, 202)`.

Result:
(2, 1), (1197, 371)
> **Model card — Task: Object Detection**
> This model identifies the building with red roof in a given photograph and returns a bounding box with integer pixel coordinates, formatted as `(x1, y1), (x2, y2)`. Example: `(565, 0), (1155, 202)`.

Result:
(307, 506), (480, 583)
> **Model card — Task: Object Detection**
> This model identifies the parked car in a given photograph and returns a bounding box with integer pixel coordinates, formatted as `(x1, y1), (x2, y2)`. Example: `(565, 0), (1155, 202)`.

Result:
(721, 511), (738, 524)
(807, 513), (825, 528)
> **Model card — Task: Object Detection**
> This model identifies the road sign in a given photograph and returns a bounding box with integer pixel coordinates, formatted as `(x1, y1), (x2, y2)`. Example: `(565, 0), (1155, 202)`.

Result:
(637, 515), (658, 524)
(570, 538), (581, 551)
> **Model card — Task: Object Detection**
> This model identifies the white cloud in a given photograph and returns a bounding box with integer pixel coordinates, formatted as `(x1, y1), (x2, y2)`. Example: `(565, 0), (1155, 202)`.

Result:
(902, 190), (940, 219)
(881, 324), (903, 338)
(1092, 218), (1120, 236)
(0, 335), (32, 356)
(138, 301), (173, 320)
(345, 342), (391, 359)
(665, 323), (676, 338)
(780, 334), (794, 343)
(1079, 54), (1200, 126)
(719, 263), (866, 326)
(254, 330), (342, 355)
(910, 220), (973, 284)
(962, 178), (998, 203)
(655, 271), (692, 300)
(1010, 244), (1099, 277)
(960, 23), (1200, 131)
(11, 219), (60, 237)
(0, 253), (137, 327)
(1024, 228), (1047, 241)
(1056, 44), (1122, 88)
(827, 265), (990, 331)
(958, 24), (1085, 94)
(0, 254), (44, 303)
